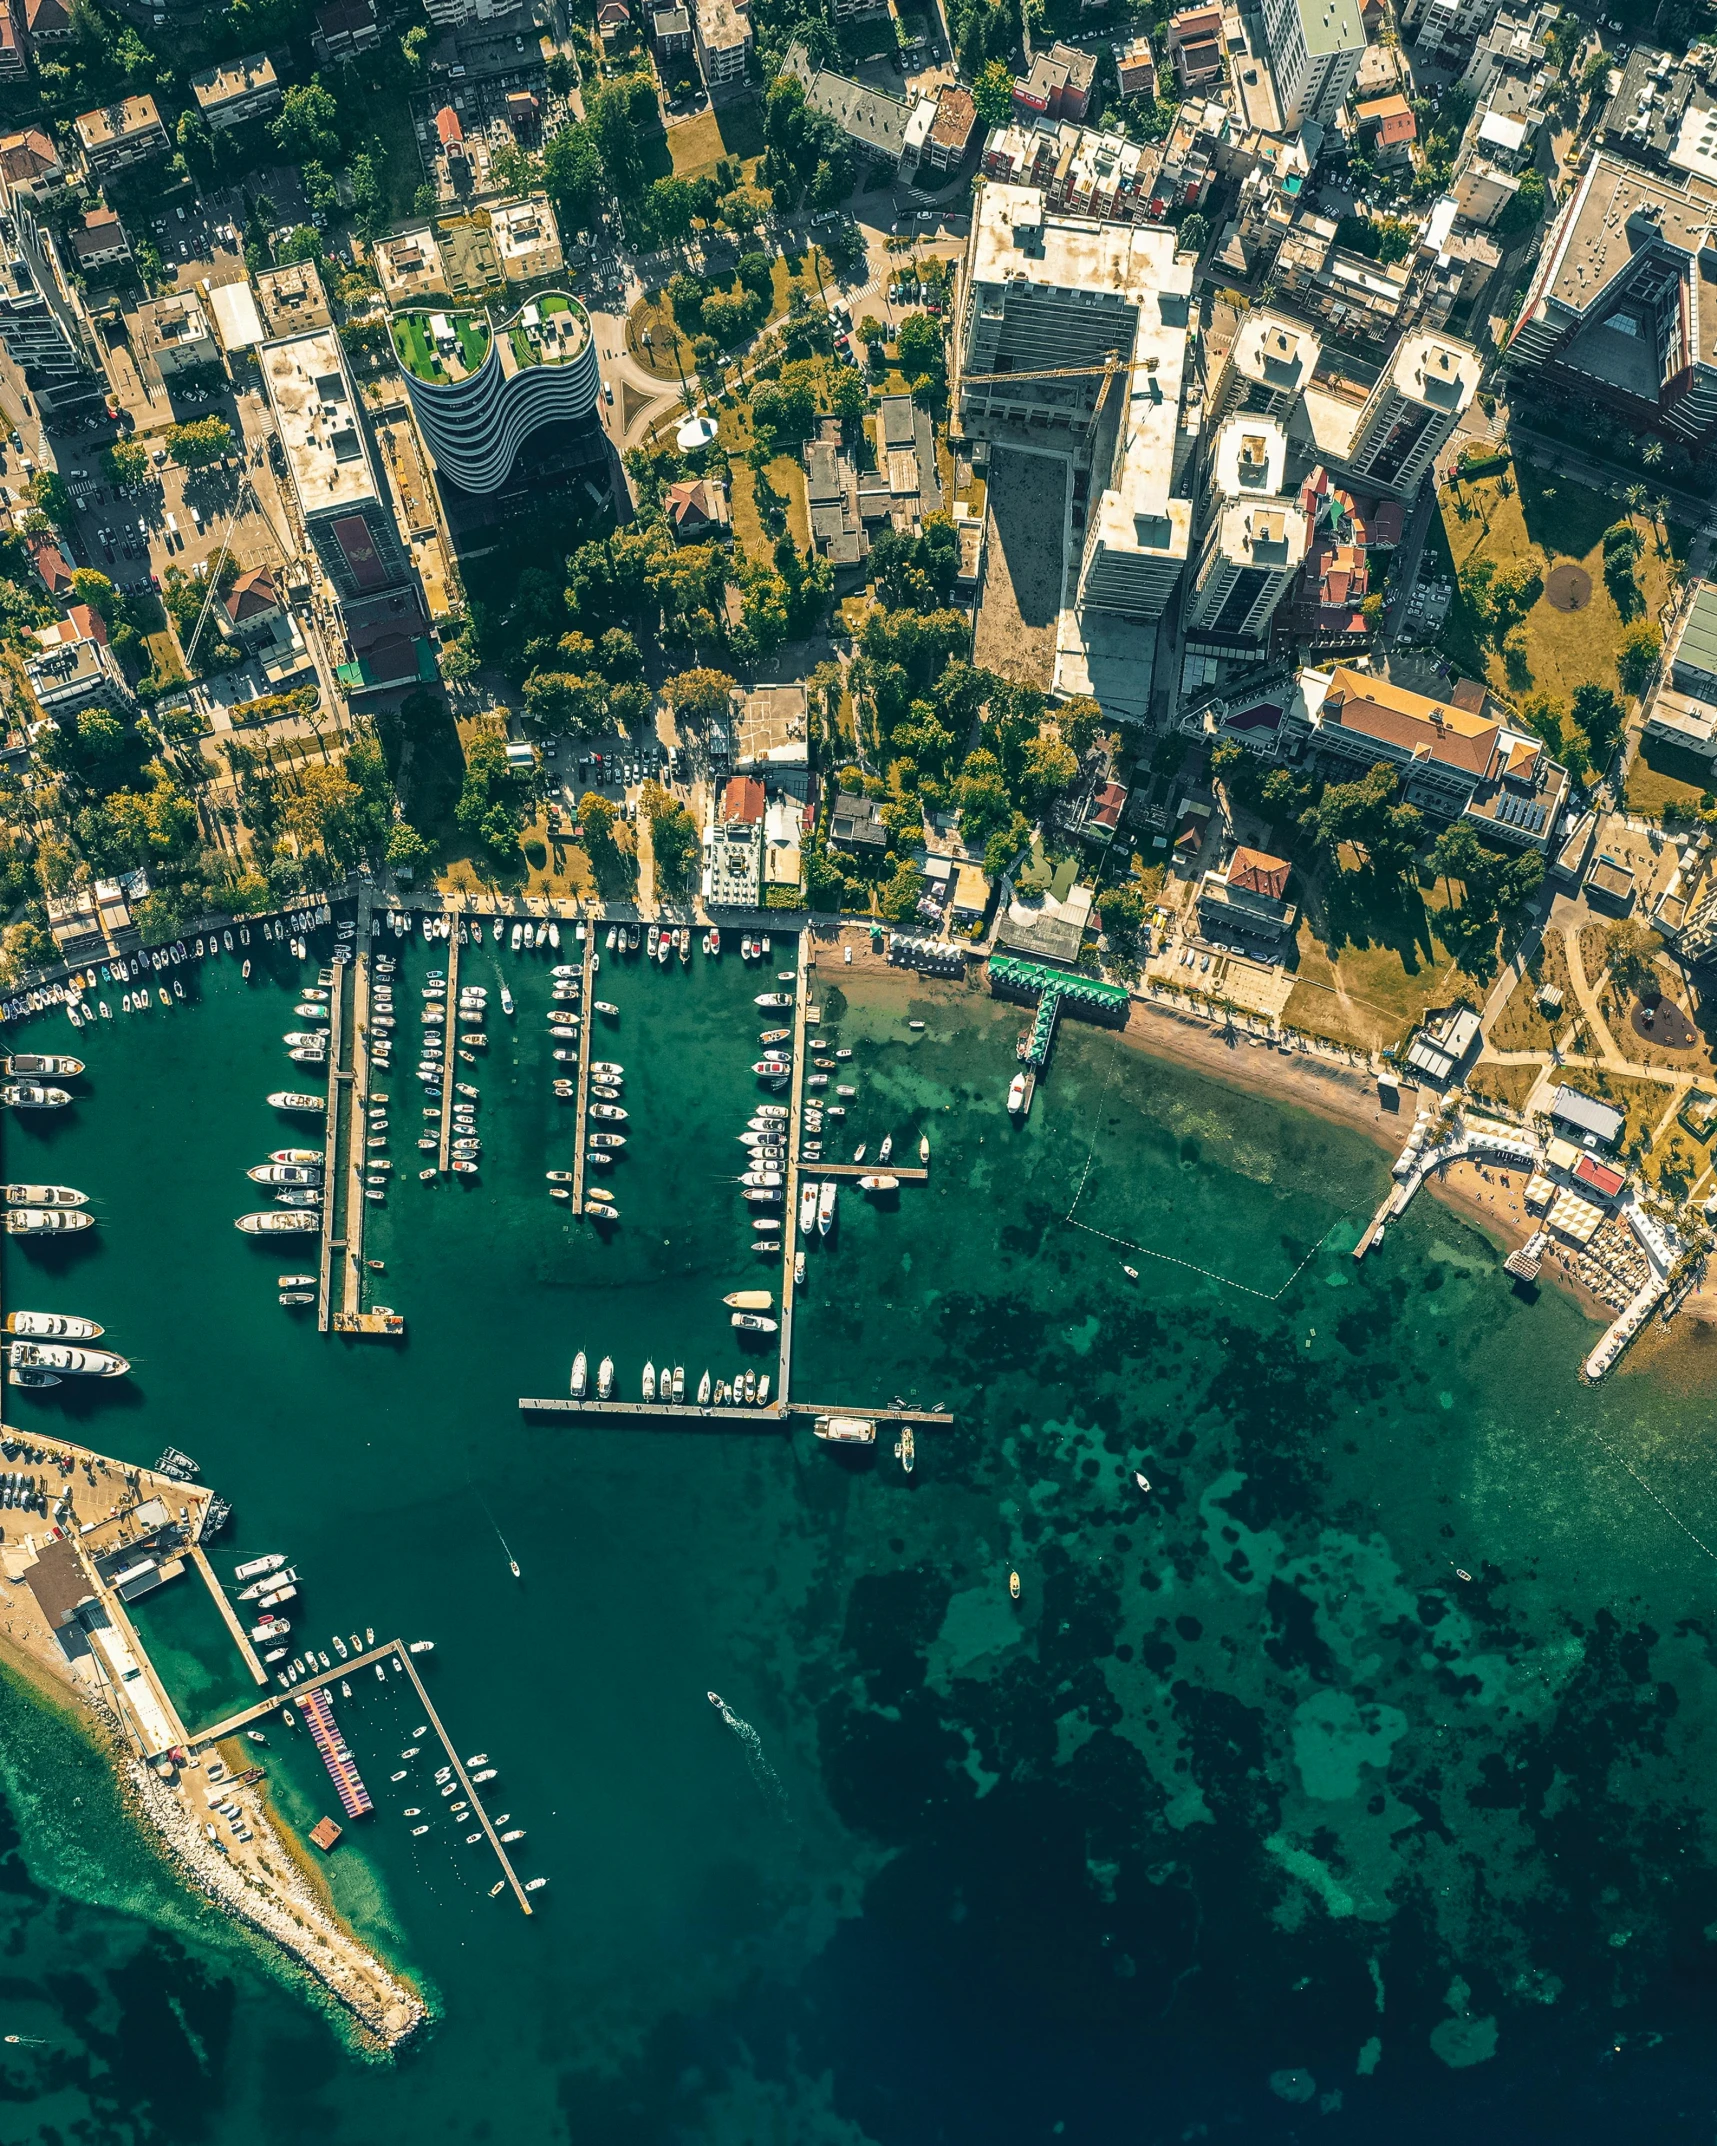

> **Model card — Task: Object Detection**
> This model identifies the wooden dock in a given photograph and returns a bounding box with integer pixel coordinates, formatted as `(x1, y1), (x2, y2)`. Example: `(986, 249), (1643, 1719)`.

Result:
(316, 952), (347, 1334)
(520, 1395), (786, 1422)
(800, 1163), (928, 1183)
(340, 885), (374, 1318)
(189, 1545), (268, 1686)
(570, 927), (593, 1214)
(437, 914), (461, 1173)
(520, 1396), (953, 1426)
(775, 930), (811, 1402)
(197, 1638), (534, 1914)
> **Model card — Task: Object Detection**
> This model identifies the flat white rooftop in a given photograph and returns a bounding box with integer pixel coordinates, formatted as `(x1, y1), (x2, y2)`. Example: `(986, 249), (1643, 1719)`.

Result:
(260, 328), (378, 519)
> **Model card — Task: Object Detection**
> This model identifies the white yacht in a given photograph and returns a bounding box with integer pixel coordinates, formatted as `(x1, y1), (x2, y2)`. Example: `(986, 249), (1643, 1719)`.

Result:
(3, 1183), (86, 1207)
(799, 1182), (818, 1236)
(6, 1340), (129, 1376)
(597, 1355), (614, 1399)
(6, 1310), (102, 1338)
(571, 1350), (588, 1398)
(642, 1360), (656, 1402)
(817, 1182), (837, 1237)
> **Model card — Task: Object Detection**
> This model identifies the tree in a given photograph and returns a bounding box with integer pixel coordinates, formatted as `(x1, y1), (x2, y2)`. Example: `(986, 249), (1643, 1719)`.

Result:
(1570, 680), (1624, 768)
(455, 733), (526, 856)
(1099, 880), (1146, 952)
(1057, 696), (1106, 759)
(953, 747), (1015, 847)
(647, 175), (697, 246)
(542, 124), (602, 230)
(1617, 619), (1661, 697)
(878, 857), (925, 923)
(488, 141), (543, 197)
(972, 57), (1015, 126)
(578, 789), (619, 859)
(1305, 761), (1422, 876)
(1017, 732), (1078, 813)
(522, 668), (607, 735)
(165, 416), (233, 469)
(1177, 212), (1209, 256)
(1604, 917), (1662, 1000)
(24, 469), (71, 528)
(271, 81), (341, 164)
(664, 666), (737, 726)
(641, 778), (699, 891)
(895, 311), (944, 385)
(101, 439), (150, 490)
(1494, 166), (1546, 236)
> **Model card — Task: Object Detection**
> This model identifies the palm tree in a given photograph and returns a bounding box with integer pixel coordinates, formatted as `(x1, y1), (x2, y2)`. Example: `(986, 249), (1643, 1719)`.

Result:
(1642, 437), (1664, 467)
(1495, 471), (1514, 501)
(1623, 482), (1648, 523)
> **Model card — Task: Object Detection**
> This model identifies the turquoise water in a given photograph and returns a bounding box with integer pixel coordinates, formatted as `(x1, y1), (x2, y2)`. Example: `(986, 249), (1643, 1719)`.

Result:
(2, 923), (1717, 2141)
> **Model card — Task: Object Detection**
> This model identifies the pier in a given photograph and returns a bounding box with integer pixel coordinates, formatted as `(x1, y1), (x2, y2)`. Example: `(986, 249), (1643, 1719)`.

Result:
(519, 1396), (954, 1426)
(316, 948), (348, 1333)
(775, 930), (812, 1402)
(436, 914), (461, 1174)
(570, 926), (593, 1215)
(197, 1639), (533, 1915)
(340, 885), (375, 1319)
(799, 1163), (929, 1183)
(188, 1544), (269, 1686)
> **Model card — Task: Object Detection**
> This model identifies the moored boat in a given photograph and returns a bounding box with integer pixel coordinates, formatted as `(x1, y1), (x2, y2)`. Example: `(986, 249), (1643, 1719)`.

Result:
(236, 1211), (319, 1234)
(4, 1054), (83, 1077)
(7, 1340), (129, 1376)
(268, 1092), (324, 1112)
(817, 1182), (837, 1237)
(6, 1309), (102, 1338)
(814, 1415), (876, 1444)
(1, 1085), (71, 1109)
(859, 1174), (899, 1192)
(3, 1183), (86, 1207)
(4, 1208), (92, 1233)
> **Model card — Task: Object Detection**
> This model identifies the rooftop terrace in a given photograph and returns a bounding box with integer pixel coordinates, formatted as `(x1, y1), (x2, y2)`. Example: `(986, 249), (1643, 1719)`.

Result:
(391, 292), (588, 387)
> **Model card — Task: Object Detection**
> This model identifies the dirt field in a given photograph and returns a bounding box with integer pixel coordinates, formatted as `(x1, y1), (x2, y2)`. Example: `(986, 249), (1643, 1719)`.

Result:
(973, 447), (1067, 688)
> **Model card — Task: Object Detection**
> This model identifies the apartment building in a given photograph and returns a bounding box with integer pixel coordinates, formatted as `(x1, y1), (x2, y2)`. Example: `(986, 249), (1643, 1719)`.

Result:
(1207, 307), (1321, 423)
(0, 238), (103, 414)
(189, 52), (281, 130)
(1259, 0), (1366, 127)
(1185, 414), (1308, 643)
(695, 0), (751, 100)
(73, 95), (169, 175)
(1013, 40), (1097, 122)
(0, 129), (65, 208)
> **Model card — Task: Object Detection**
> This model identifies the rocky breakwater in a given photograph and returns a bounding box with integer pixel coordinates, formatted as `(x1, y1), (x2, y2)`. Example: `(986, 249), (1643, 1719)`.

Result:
(128, 1743), (426, 2048)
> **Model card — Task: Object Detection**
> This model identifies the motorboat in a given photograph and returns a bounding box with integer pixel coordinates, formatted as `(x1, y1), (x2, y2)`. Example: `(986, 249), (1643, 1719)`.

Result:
(592, 1061), (623, 1080)
(278, 1273), (316, 1289)
(731, 1312), (778, 1333)
(3, 1183), (86, 1207)
(250, 1617), (291, 1642)
(236, 1211), (319, 1234)
(754, 993), (793, 1009)
(234, 1554), (286, 1581)
(817, 1182), (837, 1237)
(597, 1355), (614, 1398)
(6, 1310), (102, 1338)
(642, 1360), (657, 1401)
(742, 1188), (779, 1206)
(269, 1149), (322, 1167)
(588, 1131), (625, 1149)
(1135, 1471), (1152, 1493)
(799, 1183), (817, 1235)
(5, 1208), (93, 1234)
(859, 1174), (899, 1192)
(249, 1163), (321, 1186)
(546, 1169), (576, 1184)
(878, 1136), (893, 1164)
(752, 1061), (792, 1079)
(754, 1104), (787, 1119)
(852, 1144), (866, 1164)
(4, 1054), (82, 1078)
(814, 1415), (876, 1444)
(590, 1103), (627, 1122)
(1, 1085), (71, 1108)
(7, 1366), (59, 1388)
(571, 1351), (588, 1398)
(594, 1001), (618, 1017)
(794, 1250), (805, 1286)
(741, 1170), (783, 1188)
(919, 1135), (930, 1164)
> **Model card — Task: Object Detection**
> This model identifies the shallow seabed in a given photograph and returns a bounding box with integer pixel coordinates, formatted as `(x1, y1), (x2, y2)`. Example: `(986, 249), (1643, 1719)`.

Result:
(2, 933), (1717, 2144)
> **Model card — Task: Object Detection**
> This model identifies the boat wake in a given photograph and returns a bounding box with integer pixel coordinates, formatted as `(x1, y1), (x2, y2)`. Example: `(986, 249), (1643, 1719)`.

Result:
(707, 1692), (788, 1815)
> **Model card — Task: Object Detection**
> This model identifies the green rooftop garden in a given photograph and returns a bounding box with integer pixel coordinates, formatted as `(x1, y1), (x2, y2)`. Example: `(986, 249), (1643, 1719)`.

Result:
(391, 309), (493, 384)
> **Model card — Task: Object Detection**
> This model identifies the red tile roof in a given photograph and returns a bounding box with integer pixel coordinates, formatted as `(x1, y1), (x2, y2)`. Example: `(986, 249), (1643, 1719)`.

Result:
(1226, 846), (1290, 900)
(724, 776), (765, 824)
(435, 105), (462, 147)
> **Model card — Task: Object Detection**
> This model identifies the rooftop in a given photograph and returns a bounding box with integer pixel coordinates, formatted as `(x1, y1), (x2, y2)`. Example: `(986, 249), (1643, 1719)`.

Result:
(1229, 308), (1321, 395)
(1212, 413), (1288, 496)
(74, 94), (162, 147)
(391, 291), (588, 386)
(1318, 664), (1499, 774)
(189, 51), (277, 108)
(1285, 0), (1365, 58)
(254, 259), (332, 336)
(259, 327), (380, 519)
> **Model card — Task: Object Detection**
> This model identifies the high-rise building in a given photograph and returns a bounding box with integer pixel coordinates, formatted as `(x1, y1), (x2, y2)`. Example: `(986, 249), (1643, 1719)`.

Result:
(0, 234), (103, 416)
(1259, 0), (1365, 126)
(955, 187), (1197, 624)
(390, 290), (602, 495)
(1507, 152), (1717, 444)
(1207, 308), (1322, 426)
(260, 327), (410, 601)
(1336, 330), (1479, 497)
(1185, 414), (1307, 640)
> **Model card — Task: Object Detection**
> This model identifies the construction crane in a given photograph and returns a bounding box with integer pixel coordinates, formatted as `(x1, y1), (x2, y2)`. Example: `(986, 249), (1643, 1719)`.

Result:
(958, 350), (1165, 390)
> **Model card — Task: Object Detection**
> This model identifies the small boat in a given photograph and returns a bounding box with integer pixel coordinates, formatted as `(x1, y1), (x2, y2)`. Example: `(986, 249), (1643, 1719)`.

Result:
(525, 1877), (548, 1893)
(408, 1640), (434, 1655)
(799, 1183), (817, 1236)
(598, 1355), (614, 1398)
(1134, 1471), (1152, 1492)
(919, 1135), (930, 1164)
(571, 1351), (588, 1398)
(757, 1374), (771, 1404)
(859, 1174), (899, 1192)
(1122, 1265), (1139, 1280)
(754, 993), (793, 1009)
(1007, 1072), (1028, 1115)
(1009, 1571), (1021, 1601)
(794, 1251), (805, 1285)
(642, 1360), (656, 1402)
(731, 1312), (778, 1333)
(7, 1366), (60, 1388)
(753, 1238), (781, 1254)
(594, 1001), (618, 1017)
(546, 1169), (576, 1183)
(835, 1048), (853, 1060)
(878, 1135), (893, 1164)
(760, 1028), (791, 1047)
(697, 1370), (711, 1405)
(413, 1825), (431, 1837)
(724, 1290), (775, 1311)
(817, 1182), (836, 1237)
(501, 1828), (525, 1844)
(852, 1144), (866, 1163)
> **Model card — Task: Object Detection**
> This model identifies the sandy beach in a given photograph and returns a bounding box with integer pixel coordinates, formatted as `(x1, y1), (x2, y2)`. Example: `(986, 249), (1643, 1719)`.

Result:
(810, 925), (1717, 1361)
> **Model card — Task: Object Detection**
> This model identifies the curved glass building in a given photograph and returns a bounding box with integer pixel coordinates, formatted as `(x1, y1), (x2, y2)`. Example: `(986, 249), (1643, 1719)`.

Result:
(391, 291), (602, 495)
